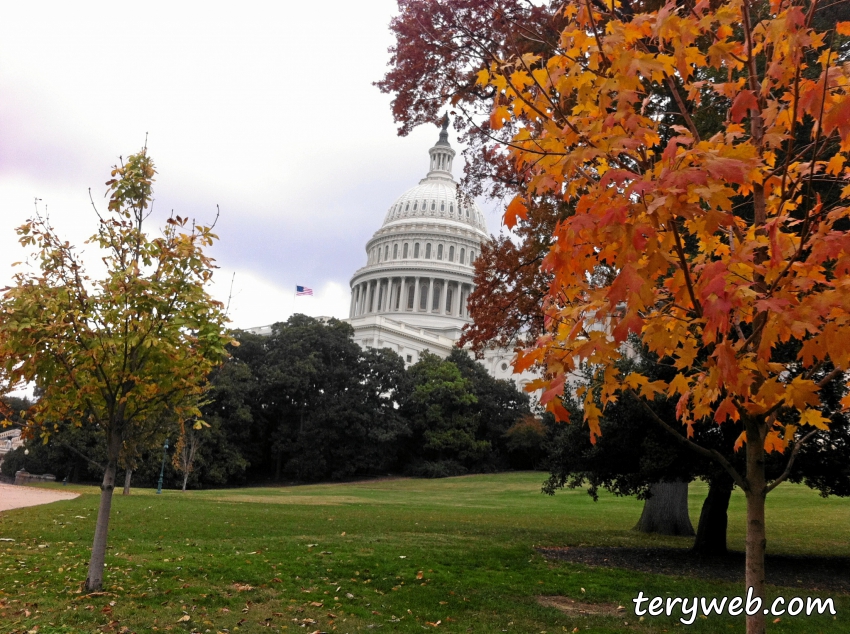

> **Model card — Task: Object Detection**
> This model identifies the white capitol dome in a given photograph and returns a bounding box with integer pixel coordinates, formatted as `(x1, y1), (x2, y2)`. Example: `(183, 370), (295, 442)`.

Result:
(247, 119), (533, 385)
(348, 119), (489, 351)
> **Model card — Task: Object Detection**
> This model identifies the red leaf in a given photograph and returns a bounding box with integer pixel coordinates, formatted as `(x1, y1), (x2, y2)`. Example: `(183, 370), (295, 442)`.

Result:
(714, 397), (740, 423)
(730, 90), (759, 123)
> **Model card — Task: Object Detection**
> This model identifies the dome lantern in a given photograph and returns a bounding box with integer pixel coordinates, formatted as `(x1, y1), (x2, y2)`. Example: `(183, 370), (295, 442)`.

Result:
(426, 115), (456, 181)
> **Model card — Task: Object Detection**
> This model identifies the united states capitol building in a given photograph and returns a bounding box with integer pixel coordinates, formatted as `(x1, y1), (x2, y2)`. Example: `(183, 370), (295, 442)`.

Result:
(250, 121), (535, 390)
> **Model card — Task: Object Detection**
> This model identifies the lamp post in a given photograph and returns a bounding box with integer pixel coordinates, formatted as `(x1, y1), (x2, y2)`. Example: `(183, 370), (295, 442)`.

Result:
(156, 438), (169, 495)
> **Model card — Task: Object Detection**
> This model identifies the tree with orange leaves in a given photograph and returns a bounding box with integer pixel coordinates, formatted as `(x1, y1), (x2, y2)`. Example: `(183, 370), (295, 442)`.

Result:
(480, 1), (850, 631)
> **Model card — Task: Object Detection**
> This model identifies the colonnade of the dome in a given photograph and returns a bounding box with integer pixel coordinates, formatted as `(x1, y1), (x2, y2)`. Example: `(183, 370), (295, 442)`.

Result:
(349, 275), (473, 320)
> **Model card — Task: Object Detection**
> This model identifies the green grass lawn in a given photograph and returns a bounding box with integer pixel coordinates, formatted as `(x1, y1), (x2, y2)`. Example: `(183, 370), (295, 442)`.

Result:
(0, 473), (847, 633)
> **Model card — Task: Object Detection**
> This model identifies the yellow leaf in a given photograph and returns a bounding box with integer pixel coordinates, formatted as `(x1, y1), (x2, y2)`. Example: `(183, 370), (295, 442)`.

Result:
(640, 380), (667, 399)
(825, 154), (845, 176)
(837, 21), (850, 36)
(667, 373), (690, 397)
(785, 377), (820, 410)
(798, 409), (830, 430)
(625, 374), (648, 391)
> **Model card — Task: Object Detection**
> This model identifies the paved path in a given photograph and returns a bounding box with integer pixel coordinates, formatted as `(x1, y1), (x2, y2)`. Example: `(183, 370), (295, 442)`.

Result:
(0, 483), (79, 512)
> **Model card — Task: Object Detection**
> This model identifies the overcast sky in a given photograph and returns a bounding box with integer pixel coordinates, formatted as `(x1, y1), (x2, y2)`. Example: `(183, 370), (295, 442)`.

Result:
(0, 1), (504, 330)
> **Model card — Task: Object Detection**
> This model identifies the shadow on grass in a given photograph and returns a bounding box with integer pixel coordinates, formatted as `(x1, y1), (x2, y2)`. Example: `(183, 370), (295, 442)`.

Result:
(539, 546), (850, 594)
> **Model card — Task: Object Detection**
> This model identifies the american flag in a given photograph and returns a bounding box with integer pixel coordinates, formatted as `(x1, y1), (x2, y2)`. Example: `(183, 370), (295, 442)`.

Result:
(296, 285), (313, 296)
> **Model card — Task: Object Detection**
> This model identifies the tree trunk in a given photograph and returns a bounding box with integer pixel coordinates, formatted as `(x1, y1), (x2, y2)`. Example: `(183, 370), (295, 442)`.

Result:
(692, 475), (734, 555)
(85, 433), (121, 592)
(745, 425), (767, 634)
(122, 468), (132, 495)
(182, 470), (189, 492)
(634, 481), (695, 536)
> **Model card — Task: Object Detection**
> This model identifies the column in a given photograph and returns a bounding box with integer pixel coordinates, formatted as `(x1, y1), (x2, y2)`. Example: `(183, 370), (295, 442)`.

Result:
(439, 280), (447, 315)
(355, 284), (363, 316)
(349, 286), (357, 318)
(399, 277), (407, 311)
(412, 276), (421, 312)
(402, 277), (410, 311)
(381, 278), (389, 312)
(426, 278), (434, 313)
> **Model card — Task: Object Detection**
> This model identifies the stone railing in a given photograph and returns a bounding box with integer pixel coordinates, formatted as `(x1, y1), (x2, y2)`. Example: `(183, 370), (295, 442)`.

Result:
(14, 470), (56, 486)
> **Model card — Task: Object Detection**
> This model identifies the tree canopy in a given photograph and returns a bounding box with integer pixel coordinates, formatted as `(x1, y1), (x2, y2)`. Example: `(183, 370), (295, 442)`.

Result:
(473, 1), (850, 631)
(0, 148), (231, 591)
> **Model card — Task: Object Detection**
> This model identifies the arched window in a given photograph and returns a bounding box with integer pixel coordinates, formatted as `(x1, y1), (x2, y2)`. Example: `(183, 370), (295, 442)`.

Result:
(393, 244), (398, 259)
(437, 244), (443, 260)
(413, 201), (418, 211)
(449, 203), (454, 214)
(465, 207), (470, 218)
(460, 248), (466, 264)
(419, 284), (428, 310)
(407, 285), (415, 310)
(445, 287), (453, 313)
(449, 245), (455, 262)
(470, 250), (476, 264)
(432, 283), (441, 311)
(431, 201), (436, 211)
(425, 243), (431, 259)
(440, 202), (445, 212)
(414, 243), (420, 258)
(403, 243), (409, 258)
(405, 202), (410, 211)
(384, 245), (389, 260)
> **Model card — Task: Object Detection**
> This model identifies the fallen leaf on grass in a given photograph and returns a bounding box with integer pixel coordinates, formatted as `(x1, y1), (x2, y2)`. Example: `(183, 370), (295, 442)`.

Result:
(310, 601), (323, 607)
(425, 620), (441, 627)
(176, 615), (190, 622)
(232, 583), (254, 592)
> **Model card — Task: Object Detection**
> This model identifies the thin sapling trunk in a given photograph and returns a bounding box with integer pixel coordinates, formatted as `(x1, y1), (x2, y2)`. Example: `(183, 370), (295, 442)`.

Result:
(85, 432), (122, 592)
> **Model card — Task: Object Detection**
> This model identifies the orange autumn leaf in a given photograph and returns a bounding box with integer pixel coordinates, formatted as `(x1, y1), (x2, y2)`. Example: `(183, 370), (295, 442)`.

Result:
(504, 196), (528, 229)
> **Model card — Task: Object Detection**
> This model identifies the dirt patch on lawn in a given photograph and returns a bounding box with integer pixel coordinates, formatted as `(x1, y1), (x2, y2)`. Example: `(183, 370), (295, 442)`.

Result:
(537, 595), (627, 617)
(538, 547), (850, 595)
